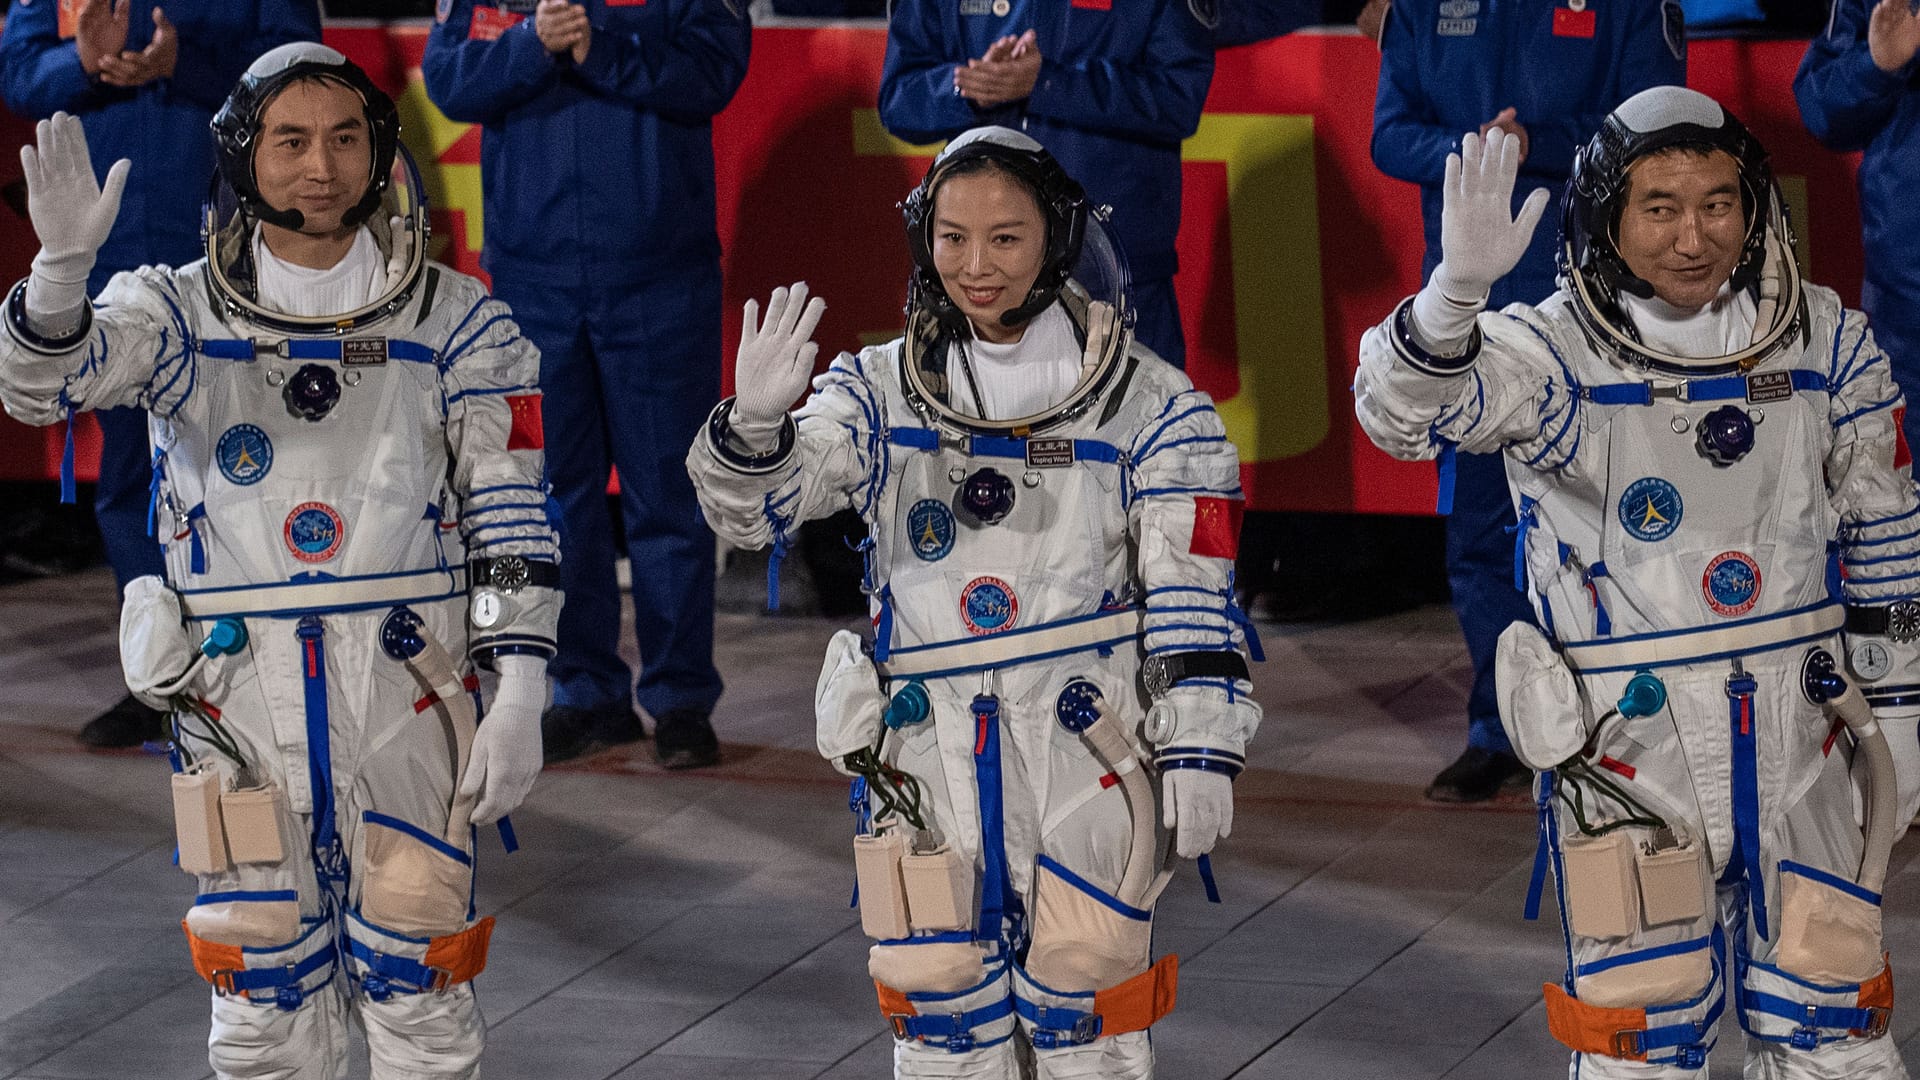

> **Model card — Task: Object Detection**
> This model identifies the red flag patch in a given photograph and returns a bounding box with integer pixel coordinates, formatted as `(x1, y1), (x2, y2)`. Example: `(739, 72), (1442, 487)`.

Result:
(506, 394), (544, 451)
(1189, 497), (1244, 560)
(1896, 407), (1912, 471)
(1552, 7), (1596, 37)
(468, 6), (525, 40)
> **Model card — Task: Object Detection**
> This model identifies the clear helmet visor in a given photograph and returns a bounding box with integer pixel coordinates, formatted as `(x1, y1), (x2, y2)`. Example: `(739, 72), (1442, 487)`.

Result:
(203, 143), (430, 334)
(902, 204), (1136, 435)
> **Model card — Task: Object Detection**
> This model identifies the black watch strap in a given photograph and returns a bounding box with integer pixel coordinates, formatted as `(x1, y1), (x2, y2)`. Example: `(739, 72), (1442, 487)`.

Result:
(468, 555), (561, 594)
(1847, 601), (1920, 643)
(1144, 650), (1251, 697)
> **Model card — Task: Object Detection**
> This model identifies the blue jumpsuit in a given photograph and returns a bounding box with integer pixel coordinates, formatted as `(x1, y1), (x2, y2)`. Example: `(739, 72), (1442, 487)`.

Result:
(878, 0), (1213, 368)
(423, 0), (751, 721)
(0, 0), (319, 596)
(1372, 0), (1685, 756)
(1795, 0), (1920, 455)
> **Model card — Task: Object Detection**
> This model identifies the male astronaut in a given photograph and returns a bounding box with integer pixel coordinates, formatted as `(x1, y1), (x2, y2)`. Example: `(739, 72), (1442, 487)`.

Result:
(1354, 85), (1920, 1077)
(0, 44), (557, 1079)
(687, 127), (1260, 1078)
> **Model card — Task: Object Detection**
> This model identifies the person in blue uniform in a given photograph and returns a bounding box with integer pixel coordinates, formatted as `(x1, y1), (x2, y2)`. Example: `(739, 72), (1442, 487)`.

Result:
(423, 0), (751, 768)
(1796, 0), (1920, 455)
(1371, 0), (1685, 800)
(877, 0), (1213, 370)
(0, 0), (321, 748)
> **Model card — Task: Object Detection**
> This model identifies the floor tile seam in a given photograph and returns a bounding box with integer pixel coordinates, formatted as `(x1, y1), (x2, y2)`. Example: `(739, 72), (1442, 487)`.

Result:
(0, 971), (203, 1077)
(1187, 800), (1448, 967)
(1221, 872), (1492, 1076)
(583, 917), (866, 1077)
(493, 907), (860, 1037)
(1434, 1006), (1539, 1079)
(813, 1031), (891, 1078)
(12, 840), (176, 922)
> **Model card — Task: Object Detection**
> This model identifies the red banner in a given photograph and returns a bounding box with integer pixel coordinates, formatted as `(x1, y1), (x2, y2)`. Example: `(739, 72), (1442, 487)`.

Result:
(0, 28), (1864, 516)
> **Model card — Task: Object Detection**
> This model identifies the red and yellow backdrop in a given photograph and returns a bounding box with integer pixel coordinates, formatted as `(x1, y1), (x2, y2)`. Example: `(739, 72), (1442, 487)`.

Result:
(0, 27), (1864, 515)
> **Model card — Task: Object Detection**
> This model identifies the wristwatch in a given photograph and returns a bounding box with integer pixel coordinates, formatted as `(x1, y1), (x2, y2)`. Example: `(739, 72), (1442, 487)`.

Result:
(1141, 650), (1251, 698)
(468, 555), (560, 595)
(1846, 600), (1920, 644)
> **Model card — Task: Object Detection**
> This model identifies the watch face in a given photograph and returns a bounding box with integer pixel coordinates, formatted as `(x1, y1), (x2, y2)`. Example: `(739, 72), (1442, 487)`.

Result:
(472, 589), (504, 629)
(492, 556), (531, 593)
(1142, 655), (1170, 698)
(1891, 602), (1920, 644)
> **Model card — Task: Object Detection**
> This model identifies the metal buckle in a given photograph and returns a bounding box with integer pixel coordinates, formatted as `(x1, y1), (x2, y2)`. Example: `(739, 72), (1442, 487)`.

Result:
(1610, 1029), (1645, 1057)
(1861, 1006), (1892, 1039)
(1071, 1014), (1103, 1043)
(210, 969), (241, 997)
(428, 966), (456, 994)
(888, 1013), (914, 1041)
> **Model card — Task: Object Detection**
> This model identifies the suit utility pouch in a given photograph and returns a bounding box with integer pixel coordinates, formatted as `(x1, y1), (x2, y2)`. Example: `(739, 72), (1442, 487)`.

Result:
(184, 889), (302, 951)
(1636, 841), (1708, 928)
(1775, 860), (1886, 984)
(902, 843), (974, 933)
(219, 784), (286, 866)
(1495, 622), (1589, 771)
(1025, 854), (1152, 992)
(172, 762), (229, 876)
(1560, 831), (1639, 940)
(854, 831), (911, 940)
(357, 811), (473, 939)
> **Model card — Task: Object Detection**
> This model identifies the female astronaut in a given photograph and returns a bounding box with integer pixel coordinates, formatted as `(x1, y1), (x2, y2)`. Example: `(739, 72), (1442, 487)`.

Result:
(686, 126), (1261, 1079)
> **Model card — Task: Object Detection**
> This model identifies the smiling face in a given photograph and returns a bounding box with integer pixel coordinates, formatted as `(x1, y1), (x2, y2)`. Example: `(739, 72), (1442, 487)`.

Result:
(1615, 148), (1748, 311)
(251, 77), (372, 236)
(930, 165), (1047, 344)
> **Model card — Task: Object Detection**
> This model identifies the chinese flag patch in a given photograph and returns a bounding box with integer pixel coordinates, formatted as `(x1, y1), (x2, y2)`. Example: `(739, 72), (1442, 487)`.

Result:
(468, 6), (525, 41)
(506, 394), (544, 451)
(1553, 7), (1596, 37)
(1189, 497), (1244, 560)
(1896, 407), (1912, 471)
(58, 0), (80, 39)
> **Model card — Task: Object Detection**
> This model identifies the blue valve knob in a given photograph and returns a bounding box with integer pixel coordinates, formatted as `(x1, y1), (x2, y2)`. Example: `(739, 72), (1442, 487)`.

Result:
(1055, 679), (1104, 733)
(885, 681), (931, 729)
(1617, 671), (1667, 718)
(200, 617), (248, 657)
(1696, 404), (1755, 467)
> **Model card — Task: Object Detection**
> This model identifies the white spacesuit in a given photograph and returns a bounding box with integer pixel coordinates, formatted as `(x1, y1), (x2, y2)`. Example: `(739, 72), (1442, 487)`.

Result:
(1355, 87), (1920, 1078)
(0, 45), (557, 1079)
(687, 128), (1261, 1079)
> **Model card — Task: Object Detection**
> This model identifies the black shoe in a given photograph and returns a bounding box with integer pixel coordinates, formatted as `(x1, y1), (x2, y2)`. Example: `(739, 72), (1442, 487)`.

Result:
(79, 694), (169, 749)
(1424, 746), (1528, 803)
(652, 709), (720, 770)
(542, 704), (647, 764)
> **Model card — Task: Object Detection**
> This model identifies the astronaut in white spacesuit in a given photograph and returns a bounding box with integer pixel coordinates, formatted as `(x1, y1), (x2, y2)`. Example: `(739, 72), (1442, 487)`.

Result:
(687, 127), (1261, 1079)
(1, 44), (556, 1079)
(1355, 85), (1920, 1078)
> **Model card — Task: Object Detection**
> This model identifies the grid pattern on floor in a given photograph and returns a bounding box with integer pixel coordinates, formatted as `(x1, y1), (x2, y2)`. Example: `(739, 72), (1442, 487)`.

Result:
(2, 568), (1918, 1079)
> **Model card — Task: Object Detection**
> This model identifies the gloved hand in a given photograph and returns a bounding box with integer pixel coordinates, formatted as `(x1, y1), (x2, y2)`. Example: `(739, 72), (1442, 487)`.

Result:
(1161, 768), (1234, 859)
(731, 281), (826, 450)
(20, 112), (129, 326)
(460, 654), (547, 825)
(1410, 128), (1551, 350)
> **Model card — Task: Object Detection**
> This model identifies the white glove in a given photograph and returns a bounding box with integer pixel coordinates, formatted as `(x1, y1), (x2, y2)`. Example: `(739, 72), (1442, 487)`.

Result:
(20, 112), (129, 328)
(1410, 128), (1552, 351)
(1161, 769), (1234, 859)
(731, 281), (826, 450)
(460, 654), (547, 825)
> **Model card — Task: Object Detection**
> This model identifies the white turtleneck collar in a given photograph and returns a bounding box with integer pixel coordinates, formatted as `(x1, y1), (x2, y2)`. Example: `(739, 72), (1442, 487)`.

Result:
(947, 302), (1083, 421)
(252, 225), (386, 319)
(1618, 281), (1757, 360)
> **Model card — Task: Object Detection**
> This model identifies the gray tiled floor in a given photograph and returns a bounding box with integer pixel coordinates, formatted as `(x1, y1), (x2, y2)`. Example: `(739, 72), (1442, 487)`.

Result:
(4, 567), (1920, 1079)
